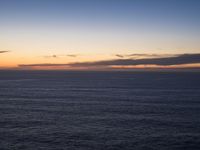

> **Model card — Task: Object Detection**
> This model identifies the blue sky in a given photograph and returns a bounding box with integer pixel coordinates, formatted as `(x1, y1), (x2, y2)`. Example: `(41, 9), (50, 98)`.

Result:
(1, 0), (200, 25)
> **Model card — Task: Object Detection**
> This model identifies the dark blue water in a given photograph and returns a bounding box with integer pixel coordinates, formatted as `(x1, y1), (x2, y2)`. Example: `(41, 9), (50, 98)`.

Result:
(0, 71), (200, 150)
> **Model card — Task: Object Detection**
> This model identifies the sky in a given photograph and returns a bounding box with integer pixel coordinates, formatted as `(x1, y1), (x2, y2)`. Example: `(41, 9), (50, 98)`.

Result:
(0, 0), (200, 70)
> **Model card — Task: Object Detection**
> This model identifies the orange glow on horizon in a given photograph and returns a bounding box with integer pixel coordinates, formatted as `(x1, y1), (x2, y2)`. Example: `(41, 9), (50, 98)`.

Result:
(110, 63), (200, 69)
(1, 63), (200, 70)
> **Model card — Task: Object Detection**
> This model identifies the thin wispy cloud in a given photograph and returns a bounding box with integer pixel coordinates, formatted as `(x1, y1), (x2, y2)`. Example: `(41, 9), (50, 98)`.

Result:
(43, 54), (78, 58)
(0, 51), (10, 54)
(44, 55), (57, 58)
(19, 63), (69, 67)
(115, 54), (124, 58)
(66, 54), (77, 58)
(115, 53), (178, 59)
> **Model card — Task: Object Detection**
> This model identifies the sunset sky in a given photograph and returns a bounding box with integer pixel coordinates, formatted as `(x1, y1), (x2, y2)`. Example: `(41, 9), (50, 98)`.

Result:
(0, 0), (200, 70)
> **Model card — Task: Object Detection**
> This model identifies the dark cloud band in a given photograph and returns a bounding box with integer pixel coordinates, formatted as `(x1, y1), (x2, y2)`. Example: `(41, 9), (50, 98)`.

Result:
(18, 54), (200, 68)
(69, 54), (200, 67)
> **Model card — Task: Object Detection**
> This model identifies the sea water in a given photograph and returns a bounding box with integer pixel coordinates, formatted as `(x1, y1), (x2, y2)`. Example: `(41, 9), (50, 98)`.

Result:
(0, 71), (200, 150)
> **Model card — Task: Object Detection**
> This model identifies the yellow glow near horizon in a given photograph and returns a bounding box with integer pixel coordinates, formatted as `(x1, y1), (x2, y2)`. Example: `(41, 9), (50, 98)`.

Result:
(1, 22), (200, 69)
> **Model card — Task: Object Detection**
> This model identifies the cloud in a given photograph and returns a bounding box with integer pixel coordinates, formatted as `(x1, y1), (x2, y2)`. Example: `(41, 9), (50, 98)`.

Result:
(0, 51), (10, 54)
(18, 54), (200, 69)
(43, 54), (78, 58)
(66, 54), (77, 57)
(44, 55), (57, 58)
(18, 63), (69, 67)
(69, 54), (200, 67)
(115, 53), (178, 59)
(115, 54), (124, 58)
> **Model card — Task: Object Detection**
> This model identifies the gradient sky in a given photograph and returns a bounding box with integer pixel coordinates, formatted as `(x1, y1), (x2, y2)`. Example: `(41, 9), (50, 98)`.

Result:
(0, 0), (200, 69)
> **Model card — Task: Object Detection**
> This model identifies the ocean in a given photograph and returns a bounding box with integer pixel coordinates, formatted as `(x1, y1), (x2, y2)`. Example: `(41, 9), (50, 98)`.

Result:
(0, 71), (200, 150)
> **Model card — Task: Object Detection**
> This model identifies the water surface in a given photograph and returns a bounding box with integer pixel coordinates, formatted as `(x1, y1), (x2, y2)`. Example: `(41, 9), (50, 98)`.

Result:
(0, 71), (200, 150)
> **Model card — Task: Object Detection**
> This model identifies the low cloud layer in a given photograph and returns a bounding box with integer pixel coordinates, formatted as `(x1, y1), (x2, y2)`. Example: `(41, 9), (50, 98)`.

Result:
(19, 63), (69, 67)
(69, 54), (200, 67)
(18, 53), (200, 69)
